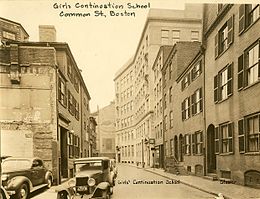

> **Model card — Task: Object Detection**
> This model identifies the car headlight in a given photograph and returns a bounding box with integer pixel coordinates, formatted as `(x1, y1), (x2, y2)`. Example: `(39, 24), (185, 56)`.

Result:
(1, 174), (9, 181)
(87, 178), (95, 187)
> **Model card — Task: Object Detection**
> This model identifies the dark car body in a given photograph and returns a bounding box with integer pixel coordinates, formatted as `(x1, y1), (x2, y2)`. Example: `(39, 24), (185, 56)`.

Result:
(56, 157), (114, 199)
(1, 157), (53, 199)
(0, 186), (10, 199)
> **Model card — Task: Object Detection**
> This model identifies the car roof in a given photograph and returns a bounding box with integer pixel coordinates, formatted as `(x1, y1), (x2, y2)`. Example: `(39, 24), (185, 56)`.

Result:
(74, 157), (110, 163)
(3, 157), (41, 162)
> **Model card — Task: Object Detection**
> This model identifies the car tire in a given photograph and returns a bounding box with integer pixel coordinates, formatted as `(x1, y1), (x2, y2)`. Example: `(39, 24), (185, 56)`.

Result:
(46, 177), (52, 189)
(15, 184), (29, 199)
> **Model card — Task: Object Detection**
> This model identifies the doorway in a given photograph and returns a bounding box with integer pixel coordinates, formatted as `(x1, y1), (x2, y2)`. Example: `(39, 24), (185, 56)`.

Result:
(207, 124), (216, 173)
(60, 127), (68, 178)
(179, 134), (184, 162)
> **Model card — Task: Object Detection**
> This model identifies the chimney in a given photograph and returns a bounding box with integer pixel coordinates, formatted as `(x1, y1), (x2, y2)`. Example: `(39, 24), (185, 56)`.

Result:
(39, 25), (56, 42)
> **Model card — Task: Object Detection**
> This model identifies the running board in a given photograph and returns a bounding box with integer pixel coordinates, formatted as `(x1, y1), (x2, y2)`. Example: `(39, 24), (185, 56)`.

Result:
(31, 184), (48, 192)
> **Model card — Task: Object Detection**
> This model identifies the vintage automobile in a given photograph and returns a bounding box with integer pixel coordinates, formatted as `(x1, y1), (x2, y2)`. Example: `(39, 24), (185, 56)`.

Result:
(0, 186), (10, 199)
(56, 157), (115, 199)
(1, 157), (53, 199)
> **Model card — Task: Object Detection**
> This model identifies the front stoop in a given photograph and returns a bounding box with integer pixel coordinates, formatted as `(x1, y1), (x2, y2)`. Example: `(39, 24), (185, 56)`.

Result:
(203, 173), (218, 181)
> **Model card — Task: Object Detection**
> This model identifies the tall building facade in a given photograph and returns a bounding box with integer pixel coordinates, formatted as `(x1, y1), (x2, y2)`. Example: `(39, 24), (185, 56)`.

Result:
(114, 5), (203, 166)
(0, 18), (91, 184)
(114, 58), (135, 163)
(203, 4), (260, 187)
(92, 102), (116, 159)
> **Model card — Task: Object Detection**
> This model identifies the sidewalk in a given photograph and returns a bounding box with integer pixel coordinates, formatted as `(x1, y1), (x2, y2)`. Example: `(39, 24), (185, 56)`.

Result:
(129, 164), (260, 199)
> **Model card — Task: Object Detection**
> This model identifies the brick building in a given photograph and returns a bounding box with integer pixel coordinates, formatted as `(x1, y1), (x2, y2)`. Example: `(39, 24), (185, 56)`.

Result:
(161, 42), (203, 175)
(115, 5), (203, 167)
(203, 4), (260, 187)
(0, 18), (91, 184)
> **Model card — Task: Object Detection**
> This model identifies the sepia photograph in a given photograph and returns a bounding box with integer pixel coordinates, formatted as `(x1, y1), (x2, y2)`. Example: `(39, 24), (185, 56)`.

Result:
(0, 0), (260, 199)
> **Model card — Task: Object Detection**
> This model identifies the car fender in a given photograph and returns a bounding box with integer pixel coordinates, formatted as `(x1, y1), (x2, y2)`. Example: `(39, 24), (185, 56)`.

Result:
(6, 176), (33, 192)
(44, 171), (53, 182)
(95, 182), (110, 190)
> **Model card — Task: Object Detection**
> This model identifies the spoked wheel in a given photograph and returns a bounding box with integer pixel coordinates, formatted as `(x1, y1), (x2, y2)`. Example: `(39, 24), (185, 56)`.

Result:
(15, 184), (29, 199)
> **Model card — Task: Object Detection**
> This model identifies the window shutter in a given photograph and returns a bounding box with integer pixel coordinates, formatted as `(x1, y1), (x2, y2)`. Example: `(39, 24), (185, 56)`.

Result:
(191, 93), (195, 115)
(191, 67), (195, 81)
(215, 127), (219, 154)
(214, 75), (218, 103)
(181, 101), (185, 120)
(58, 78), (61, 101)
(228, 123), (234, 153)
(227, 15), (234, 46)
(239, 4), (245, 34)
(238, 54), (244, 90)
(188, 97), (191, 118)
(238, 119), (245, 153)
(215, 34), (219, 58)
(189, 134), (191, 155)
(187, 73), (191, 85)
(192, 134), (196, 154)
(227, 63), (233, 96)
(181, 79), (184, 90)
(199, 88), (203, 112)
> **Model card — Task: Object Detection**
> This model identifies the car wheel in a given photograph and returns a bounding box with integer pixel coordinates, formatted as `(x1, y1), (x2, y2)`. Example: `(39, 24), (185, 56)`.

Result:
(47, 177), (52, 189)
(15, 184), (29, 199)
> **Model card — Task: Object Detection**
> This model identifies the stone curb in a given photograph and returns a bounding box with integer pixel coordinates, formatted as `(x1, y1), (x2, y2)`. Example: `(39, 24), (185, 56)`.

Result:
(126, 163), (232, 199)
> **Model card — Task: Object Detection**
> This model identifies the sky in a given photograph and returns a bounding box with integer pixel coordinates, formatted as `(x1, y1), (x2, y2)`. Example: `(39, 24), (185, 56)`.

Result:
(0, 0), (242, 112)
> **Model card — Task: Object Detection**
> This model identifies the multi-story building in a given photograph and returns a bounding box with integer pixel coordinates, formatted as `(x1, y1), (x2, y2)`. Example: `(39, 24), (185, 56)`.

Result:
(0, 17), (29, 43)
(0, 18), (91, 184)
(89, 116), (97, 157)
(152, 45), (173, 168)
(115, 5), (203, 167)
(161, 41), (203, 175)
(114, 58), (135, 163)
(92, 102), (116, 159)
(203, 4), (260, 187)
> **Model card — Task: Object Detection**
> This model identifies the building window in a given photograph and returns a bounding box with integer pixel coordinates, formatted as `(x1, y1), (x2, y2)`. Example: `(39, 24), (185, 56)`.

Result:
(170, 111), (173, 128)
(214, 64), (233, 103)
(247, 115), (260, 152)
(220, 123), (234, 154)
(191, 61), (202, 80)
(192, 131), (203, 155)
(172, 30), (180, 44)
(181, 73), (191, 90)
(247, 43), (259, 85)
(215, 127), (220, 154)
(164, 93), (167, 109)
(182, 97), (190, 120)
(2, 31), (16, 40)
(238, 41), (260, 90)
(68, 90), (74, 115)
(170, 139), (174, 156)
(67, 56), (72, 81)
(58, 77), (67, 107)
(184, 134), (191, 155)
(215, 16), (234, 58)
(164, 115), (168, 131)
(191, 31), (199, 41)
(191, 88), (203, 115)
(239, 4), (260, 34)
(161, 30), (169, 45)
(169, 87), (172, 103)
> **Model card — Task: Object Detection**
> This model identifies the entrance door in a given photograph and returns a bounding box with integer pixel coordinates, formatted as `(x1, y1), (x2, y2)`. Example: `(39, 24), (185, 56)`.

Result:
(60, 127), (68, 178)
(179, 134), (184, 162)
(207, 125), (216, 173)
(174, 136), (178, 160)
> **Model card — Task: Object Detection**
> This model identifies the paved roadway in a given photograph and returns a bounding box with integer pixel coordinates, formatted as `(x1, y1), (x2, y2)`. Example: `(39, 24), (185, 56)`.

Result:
(31, 164), (215, 199)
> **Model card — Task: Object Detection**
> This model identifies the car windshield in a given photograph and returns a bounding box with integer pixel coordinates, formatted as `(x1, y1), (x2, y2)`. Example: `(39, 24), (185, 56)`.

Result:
(2, 159), (31, 172)
(75, 161), (102, 172)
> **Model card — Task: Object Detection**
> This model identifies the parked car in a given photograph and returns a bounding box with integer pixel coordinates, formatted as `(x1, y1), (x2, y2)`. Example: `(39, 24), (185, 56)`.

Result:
(1, 157), (53, 199)
(0, 186), (10, 199)
(56, 157), (114, 199)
